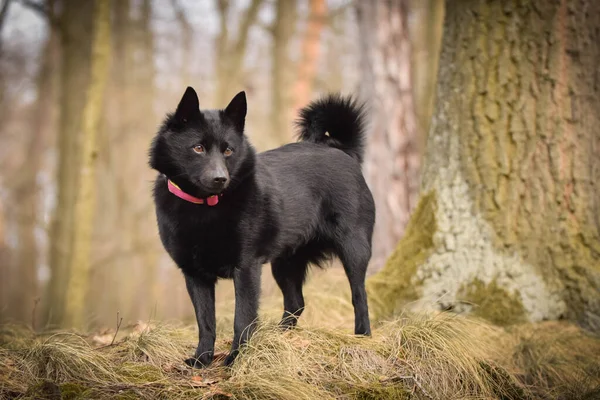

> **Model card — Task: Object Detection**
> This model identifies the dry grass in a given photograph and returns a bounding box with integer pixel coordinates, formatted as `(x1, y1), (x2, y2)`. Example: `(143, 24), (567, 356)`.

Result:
(502, 321), (600, 400)
(1, 268), (599, 399)
(223, 314), (520, 400)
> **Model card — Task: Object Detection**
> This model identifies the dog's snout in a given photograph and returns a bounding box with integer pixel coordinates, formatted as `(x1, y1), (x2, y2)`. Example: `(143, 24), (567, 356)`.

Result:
(201, 158), (230, 190)
(204, 167), (229, 190)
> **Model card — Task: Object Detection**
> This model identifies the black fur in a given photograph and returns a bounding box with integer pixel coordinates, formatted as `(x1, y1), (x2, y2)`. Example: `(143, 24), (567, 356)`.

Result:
(149, 88), (375, 368)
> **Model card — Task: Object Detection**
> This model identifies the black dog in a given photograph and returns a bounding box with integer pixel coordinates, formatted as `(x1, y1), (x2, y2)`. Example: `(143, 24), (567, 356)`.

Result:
(149, 87), (375, 367)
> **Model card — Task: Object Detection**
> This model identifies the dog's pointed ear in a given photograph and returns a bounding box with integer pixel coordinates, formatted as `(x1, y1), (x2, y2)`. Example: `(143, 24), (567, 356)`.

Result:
(175, 87), (200, 122)
(224, 91), (247, 132)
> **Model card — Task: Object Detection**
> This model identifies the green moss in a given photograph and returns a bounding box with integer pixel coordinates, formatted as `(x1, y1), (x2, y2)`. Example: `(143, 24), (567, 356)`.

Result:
(458, 279), (526, 326)
(367, 191), (438, 321)
(25, 380), (59, 400)
(117, 362), (165, 383)
(112, 391), (143, 400)
(350, 384), (410, 400)
(59, 382), (87, 399)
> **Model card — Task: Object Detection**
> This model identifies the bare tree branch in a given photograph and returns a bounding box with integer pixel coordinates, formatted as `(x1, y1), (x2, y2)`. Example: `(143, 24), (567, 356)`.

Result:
(0, 0), (12, 53)
(170, 0), (193, 82)
(170, 0), (191, 32)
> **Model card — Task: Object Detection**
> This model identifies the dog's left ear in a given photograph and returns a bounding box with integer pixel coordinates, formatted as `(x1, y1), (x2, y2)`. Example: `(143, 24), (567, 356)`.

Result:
(175, 86), (200, 122)
(224, 91), (247, 133)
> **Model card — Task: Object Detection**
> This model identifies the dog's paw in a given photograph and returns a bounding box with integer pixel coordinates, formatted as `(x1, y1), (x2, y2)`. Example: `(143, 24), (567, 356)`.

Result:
(222, 352), (237, 367)
(278, 316), (298, 331)
(277, 322), (295, 332)
(184, 356), (211, 369)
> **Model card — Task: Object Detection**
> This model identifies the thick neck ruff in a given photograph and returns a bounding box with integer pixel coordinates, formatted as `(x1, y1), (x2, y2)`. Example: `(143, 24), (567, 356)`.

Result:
(167, 179), (220, 206)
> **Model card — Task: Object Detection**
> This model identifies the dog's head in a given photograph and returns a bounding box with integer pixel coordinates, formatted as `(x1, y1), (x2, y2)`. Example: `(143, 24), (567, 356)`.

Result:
(149, 87), (253, 196)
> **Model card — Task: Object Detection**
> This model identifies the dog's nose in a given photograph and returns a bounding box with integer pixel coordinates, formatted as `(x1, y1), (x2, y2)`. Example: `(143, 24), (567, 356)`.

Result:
(213, 176), (228, 185)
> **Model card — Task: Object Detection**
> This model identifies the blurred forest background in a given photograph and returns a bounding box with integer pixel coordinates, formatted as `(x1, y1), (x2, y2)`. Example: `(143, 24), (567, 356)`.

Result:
(0, 0), (444, 328)
(1, 1), (599, 398)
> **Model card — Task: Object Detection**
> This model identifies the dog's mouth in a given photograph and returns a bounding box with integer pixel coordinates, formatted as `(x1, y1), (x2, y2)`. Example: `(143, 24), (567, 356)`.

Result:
(193, 180), (229, 197)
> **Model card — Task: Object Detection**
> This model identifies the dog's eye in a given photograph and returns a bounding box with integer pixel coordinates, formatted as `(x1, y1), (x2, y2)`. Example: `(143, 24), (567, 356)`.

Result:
(192, 145), (205, 154)
(224, 147), (234, 157)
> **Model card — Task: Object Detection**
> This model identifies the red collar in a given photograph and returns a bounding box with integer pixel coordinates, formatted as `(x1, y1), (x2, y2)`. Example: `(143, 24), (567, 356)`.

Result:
(167, 179), (221, 206)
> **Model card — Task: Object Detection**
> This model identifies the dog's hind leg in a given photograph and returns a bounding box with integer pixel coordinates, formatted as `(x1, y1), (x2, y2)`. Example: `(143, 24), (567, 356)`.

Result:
(271, 256), (308, 329)
(337, 235), (371, 336)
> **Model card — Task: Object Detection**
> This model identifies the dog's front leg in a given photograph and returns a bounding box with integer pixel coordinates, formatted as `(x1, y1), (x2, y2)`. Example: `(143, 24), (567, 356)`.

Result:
(224, 264), (261, 366)
(184, 274), (216, 368)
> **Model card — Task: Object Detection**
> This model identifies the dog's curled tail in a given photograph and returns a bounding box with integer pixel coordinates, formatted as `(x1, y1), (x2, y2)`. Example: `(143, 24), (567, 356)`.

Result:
(295, 94), (367, 164)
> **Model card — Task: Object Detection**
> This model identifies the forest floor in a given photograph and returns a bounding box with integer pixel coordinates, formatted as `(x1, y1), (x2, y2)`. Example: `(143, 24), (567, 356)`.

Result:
(1, 268), (600, 400)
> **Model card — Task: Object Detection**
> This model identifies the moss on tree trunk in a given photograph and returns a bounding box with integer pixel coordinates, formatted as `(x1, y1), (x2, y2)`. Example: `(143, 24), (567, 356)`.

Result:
(368, 0), (600, 330)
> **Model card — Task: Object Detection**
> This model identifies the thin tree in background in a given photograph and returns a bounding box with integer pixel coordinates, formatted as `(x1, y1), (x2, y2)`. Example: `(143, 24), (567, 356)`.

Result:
(368, 0), (600, 330)
(214, 0), (264, 106)
(90, 0), (157, 324)
(410, 0), (444, 151)
(63, 0), (111, 327)
(45, 0), (94, 326)
(10, 0), (58, 323)
(0, 201), (6, 313)
(357, 0), (419, 268)
(293, 0), (327, 113)
(271, 0), (296, 143)
(90, 0), (130, 320)
(171, 0), (192, 85)
(0, 0), (12, 54)
(130, 0), (160, 319)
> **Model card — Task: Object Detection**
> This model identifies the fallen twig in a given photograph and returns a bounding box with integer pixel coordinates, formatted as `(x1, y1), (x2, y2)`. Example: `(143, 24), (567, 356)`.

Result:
(111, 311), (123, 345)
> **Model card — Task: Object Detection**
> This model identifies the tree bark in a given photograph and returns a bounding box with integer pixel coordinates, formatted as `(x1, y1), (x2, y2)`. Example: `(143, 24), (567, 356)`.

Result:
(63, 0), (111, 328)
(45, 0), (94, 326)
(357, 0), (420, 269)
(368, 0), (600, 331)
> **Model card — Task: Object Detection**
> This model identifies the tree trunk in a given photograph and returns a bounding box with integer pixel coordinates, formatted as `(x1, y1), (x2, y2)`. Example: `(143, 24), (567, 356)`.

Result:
(357, 0), (420, 269)
(84, 0), (133, 326)
(130, 0), (160, 319)
(10, 7), (59, 322)
(368, 0), (600, 331)
(292, 0), (326, 113)
(45, 0), (94, 326)
(63, 0), (111, 328)
(271, 0), (297, 143)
